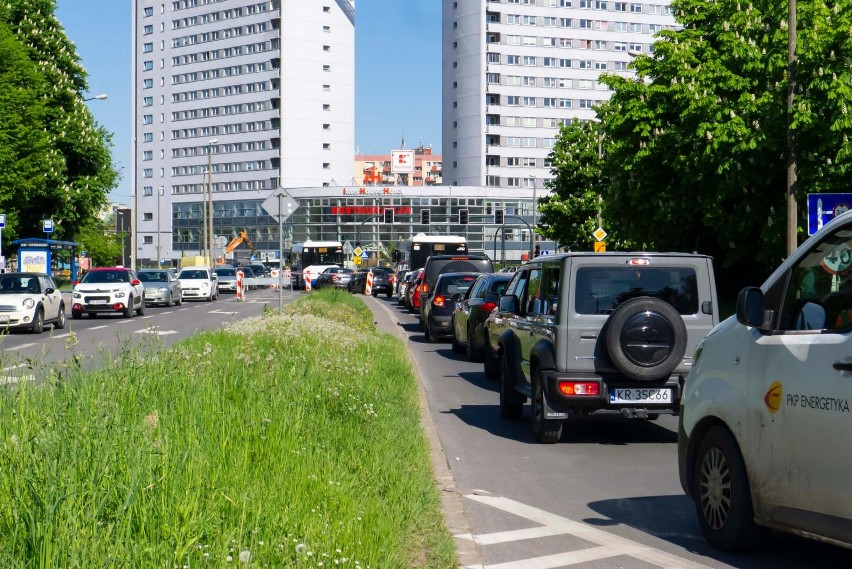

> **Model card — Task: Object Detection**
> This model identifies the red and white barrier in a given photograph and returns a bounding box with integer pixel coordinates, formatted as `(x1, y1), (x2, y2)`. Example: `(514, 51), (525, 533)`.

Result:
(236, 270), (244, 301)
(365, 270), (373, 295)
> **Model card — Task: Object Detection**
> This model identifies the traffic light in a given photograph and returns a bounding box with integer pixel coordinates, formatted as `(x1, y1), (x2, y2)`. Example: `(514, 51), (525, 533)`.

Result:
(494, 209), (504, 224)
(383, 208), (394, 224)
(534, 244), (540, 257)
(421, 209), (431, 225)
(459, 209), (469, 225)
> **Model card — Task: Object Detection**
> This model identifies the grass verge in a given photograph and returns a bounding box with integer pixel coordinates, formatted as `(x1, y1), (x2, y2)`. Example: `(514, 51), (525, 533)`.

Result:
(0, 288), (456, 568)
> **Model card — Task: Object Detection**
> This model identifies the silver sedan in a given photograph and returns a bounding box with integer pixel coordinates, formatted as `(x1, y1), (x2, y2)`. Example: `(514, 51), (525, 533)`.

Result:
(138, 269), (183, 306)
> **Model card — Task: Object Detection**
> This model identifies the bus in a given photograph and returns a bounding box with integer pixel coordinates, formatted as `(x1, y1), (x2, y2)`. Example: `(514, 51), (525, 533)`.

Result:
(288, 240), (345, 288)
(397, 233), (467, 272)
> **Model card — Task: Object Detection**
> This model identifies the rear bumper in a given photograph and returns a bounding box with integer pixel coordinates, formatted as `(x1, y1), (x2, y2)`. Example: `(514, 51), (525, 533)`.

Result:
(540, 371), (683, 418)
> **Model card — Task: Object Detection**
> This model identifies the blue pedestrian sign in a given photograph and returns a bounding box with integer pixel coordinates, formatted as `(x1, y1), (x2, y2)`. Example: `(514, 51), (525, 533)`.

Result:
(808, 194), (852, 235)
(360, 250), (369, 260)
(0, 214), (5, 229)
(43, 219), (54, 233)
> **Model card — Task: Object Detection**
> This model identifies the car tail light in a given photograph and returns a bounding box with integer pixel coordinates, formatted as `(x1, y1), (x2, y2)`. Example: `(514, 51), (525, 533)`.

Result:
(421, 282), (430, 294)
(558, 381), (600, 396)
(331, 274), (339, 281)
(433, 295), (445, 308)
(481, 301), (497, 313)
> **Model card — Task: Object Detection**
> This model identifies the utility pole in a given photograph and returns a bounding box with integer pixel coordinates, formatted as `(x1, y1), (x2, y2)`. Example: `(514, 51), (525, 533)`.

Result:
(786, 0), (798, 256)
(530, 176), (537, 259)
(157, 186), (164, 268)
(207, 139), (218, 264)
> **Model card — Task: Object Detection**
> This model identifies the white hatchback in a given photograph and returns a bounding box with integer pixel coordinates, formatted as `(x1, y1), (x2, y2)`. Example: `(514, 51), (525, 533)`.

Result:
(0, 273), (66, 333)
(679, 210), (852, 551)
(177, 266), (219, 301)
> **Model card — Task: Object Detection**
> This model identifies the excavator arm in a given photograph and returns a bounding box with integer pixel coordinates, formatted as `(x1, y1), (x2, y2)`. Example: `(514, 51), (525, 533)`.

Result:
(218, 231), (257, 264)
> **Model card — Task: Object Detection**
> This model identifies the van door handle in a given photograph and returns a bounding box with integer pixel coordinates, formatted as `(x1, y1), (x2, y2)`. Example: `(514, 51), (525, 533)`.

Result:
(833, 362), (852, 372)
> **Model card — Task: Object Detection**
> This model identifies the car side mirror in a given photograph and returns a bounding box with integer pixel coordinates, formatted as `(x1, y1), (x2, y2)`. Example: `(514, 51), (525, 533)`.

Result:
(45, 287), (56, 295)
(498, 294), (519, 314)
(736, 287), (768, 328)
(131, 279), (141, 286)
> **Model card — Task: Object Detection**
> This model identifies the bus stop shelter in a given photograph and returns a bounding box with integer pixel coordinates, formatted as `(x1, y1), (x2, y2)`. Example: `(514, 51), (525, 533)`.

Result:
(11, 238), (81, 281)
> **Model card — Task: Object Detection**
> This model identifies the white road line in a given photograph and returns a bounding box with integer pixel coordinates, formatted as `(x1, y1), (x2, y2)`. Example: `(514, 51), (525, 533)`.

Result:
(0, 374), (34, 385)
(1, 364), (25, 372)
(89, 326), (108, 330)
(461, 494), (712, 569)
(51, 333), (71, 339)
(465, 544), (646, 569)
(141, 315), (155, 319)
(7, 343), (37, 351)
(134, 328), (177, 336)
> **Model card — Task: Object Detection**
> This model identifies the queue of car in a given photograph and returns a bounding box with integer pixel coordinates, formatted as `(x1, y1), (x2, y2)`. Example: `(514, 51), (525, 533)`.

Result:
(384, 213), (852, 554)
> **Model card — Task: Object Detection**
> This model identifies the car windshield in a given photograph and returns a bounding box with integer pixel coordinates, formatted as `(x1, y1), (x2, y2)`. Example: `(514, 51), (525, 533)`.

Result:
(437, 274), (478, 296)
(138, 271), (168, 283)
(82, 270), (130, 284)
(0, 275), (40, 294)
(215, 268), (237, 277)
(179, 270), (209, 279)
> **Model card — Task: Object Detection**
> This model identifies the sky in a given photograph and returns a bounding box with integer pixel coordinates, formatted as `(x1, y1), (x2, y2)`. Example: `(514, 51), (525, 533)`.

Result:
(54, 0), (443, 205)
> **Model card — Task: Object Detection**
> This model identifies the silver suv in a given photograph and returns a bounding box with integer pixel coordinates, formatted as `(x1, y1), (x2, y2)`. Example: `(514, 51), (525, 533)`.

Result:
(485, 252), (719, 443)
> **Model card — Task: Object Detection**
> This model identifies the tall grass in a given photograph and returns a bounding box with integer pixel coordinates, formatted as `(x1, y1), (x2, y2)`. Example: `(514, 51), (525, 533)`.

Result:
(0, 288), (456, 568)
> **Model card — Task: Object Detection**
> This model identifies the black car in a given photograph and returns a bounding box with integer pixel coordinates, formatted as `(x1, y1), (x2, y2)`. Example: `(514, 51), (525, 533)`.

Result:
(423, 272), (480, 342)
(419, 254), (493, 324)
(451, 273), (512, 360)
(348, 267), (394, 297)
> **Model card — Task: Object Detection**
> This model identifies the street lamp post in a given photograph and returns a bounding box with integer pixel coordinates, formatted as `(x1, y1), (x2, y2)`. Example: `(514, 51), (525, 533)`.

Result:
(157, 186), (164, 268)
(206, 139), (218, 264)
(83, 94), (108, 102)
(786, 0), (797, 256)
(530, 175), (537, 259)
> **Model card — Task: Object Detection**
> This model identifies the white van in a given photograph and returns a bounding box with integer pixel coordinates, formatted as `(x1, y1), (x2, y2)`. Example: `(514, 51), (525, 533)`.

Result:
(678, 210), (852, 551)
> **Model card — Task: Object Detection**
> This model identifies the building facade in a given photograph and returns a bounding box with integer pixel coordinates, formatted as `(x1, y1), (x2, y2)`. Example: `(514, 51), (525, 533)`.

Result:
(441, 0), (676, 188)
(354, 146), (443, 187)
(131, 0), (355, 267)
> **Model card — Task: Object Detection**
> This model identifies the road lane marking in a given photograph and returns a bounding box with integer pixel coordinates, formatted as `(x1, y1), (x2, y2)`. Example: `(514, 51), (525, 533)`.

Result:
(89, 326), (108, 330)
(134, 328), (177, 336)
(7, 343), (37, 351)
(0, 374), (34, 385)
(51, 333), (71, 339)
(459, 494), (712, 569)
(141, 315), (155, 319)
(2, 364), (26, 372)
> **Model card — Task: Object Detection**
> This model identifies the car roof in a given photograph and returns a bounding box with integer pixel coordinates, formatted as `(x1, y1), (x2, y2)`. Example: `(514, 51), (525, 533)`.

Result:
(90, 267), (131, 271)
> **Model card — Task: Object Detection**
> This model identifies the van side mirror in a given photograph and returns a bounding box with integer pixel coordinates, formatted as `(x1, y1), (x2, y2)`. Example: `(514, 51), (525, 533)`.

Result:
(498, 294), (519, 314)
(736, 287), (767, 328)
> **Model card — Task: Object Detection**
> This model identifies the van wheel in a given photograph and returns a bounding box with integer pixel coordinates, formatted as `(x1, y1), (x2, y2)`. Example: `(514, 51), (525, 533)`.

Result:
(693, 426), (760, 551)
(499, 354), (523, 420)
(531, 371), (562, 443)
(483, 337), (499, 379)
(451, 325), (464, 353)
(466, 325), (483, 362)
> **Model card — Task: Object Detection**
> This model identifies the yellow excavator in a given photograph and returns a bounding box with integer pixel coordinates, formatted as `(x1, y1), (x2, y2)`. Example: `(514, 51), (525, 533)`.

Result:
(217, 231), (257, 265)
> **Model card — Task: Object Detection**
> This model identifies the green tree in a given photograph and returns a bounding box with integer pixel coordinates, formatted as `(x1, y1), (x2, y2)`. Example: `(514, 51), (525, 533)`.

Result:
(538, 122), (606, 251)
(0, 20), (55, 245)
(544, 0), (852, 281)
(1, 0), (119, 244)
(76, 215), (123, 268)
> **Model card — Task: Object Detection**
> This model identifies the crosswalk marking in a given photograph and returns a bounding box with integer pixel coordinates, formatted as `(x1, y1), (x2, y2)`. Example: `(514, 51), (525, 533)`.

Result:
(459, 494), (712, 569)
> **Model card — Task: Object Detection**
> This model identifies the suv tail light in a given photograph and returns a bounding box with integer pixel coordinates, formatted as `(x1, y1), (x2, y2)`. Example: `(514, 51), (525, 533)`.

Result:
(421, 282), (430, 294)
(433, 295), (445, 308)
(558, 381), (600, 396)
(481, 301), (496, 314)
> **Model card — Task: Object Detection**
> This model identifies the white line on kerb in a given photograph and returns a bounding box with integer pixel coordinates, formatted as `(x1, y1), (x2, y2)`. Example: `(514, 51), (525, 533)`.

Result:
(51, 333), (70, 339)
(459, 494), (712, 569)
(89, 325), (108, 330)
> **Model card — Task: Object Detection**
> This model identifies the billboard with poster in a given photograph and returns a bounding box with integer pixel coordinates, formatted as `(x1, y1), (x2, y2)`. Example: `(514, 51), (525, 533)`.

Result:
(391, 150), (415, 174)
(20, 250), (48, 273)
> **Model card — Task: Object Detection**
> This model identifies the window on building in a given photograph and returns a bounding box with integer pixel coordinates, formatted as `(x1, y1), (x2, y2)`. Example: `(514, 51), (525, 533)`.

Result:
(144, 6), (153, 16)
(144, 42), (153, 53)
(143, 96), (153, 106)
(143, 132), (153, 142)
(143, 236), (153, 245)
(143, 24), (153, 35)
(143, 114), (153, 124)
(143, 60), (153, 70)
(143, 78), (153, 89)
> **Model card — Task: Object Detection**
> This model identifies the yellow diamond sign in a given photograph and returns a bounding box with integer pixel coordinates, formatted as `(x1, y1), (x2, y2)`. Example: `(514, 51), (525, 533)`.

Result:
(593, 227), (607, 242)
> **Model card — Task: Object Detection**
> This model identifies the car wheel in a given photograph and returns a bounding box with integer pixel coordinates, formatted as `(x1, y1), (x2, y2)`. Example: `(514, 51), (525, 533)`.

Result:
(483, 335), (499, 379)
(499, 353), (524, 420)
(71, 309), (82, 320)
(137, 298), (145, 316)
(29, 308), (44, 334)
(466, 324), (483, 362)
(371, 290), (378, 297)
(176, 292), (183, 306)
(124, 298), (134, 318)
(427, 322), (439, 343)
(531, 370), (563, 443)
(386, 290), (393, 298)
(693, 426), (760, 551)
(54, 303), (66, 330)
(604, 297), (687, 381)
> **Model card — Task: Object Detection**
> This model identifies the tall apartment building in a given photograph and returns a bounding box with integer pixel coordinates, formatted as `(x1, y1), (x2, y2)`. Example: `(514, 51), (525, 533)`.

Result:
(131, 0), (355, 267)
(442, 0), (676, 189)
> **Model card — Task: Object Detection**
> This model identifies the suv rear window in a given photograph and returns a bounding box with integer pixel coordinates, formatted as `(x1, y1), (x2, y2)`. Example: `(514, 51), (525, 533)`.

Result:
(574, 267), (698, 315)
(424, 257), (493, 288)
(436, 274), (478, 296)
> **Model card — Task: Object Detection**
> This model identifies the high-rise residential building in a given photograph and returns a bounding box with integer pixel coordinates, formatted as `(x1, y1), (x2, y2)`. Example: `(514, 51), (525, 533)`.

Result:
(442, 0), (676, 189)
(131, 0), (355, 267)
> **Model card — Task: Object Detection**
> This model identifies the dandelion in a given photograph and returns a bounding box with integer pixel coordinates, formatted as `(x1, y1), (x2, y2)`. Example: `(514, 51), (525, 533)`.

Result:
(227, 555), (233, 562)
(239, 550), (251, 564)
(296, 543), (306, 554)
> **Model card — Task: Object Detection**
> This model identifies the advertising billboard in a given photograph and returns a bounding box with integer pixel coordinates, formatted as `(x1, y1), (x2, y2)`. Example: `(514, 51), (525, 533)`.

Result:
(391, 150), (415, 174)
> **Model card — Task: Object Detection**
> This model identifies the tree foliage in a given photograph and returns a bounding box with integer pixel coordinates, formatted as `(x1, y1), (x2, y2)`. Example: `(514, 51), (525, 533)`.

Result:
(76, 215), (124, 267)
(544, 0), (852, 280)
(0, 0), (119, 250)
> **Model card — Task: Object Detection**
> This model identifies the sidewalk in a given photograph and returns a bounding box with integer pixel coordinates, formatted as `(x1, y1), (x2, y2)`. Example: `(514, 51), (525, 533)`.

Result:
(362, 295), (481, 568)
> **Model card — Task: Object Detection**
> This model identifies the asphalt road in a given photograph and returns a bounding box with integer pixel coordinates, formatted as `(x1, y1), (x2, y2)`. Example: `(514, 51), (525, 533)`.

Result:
(365, 294), (852, 569)
(0, 288), (295, 385)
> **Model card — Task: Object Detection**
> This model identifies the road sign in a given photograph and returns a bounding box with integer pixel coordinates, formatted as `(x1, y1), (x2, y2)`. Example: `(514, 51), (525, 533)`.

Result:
(261, 191), (300, 222)
(43, 219), (54, 233)
(593, 227), (607, 241)
(360, 250), (369, 260)
(0, 214), (5, 229)
(343, 240), (354, 255)
(353, 256), (362, 266)
(807, 193), (852, 235)
(594, 241), (607, 253)
(353, 246), (363, 257)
